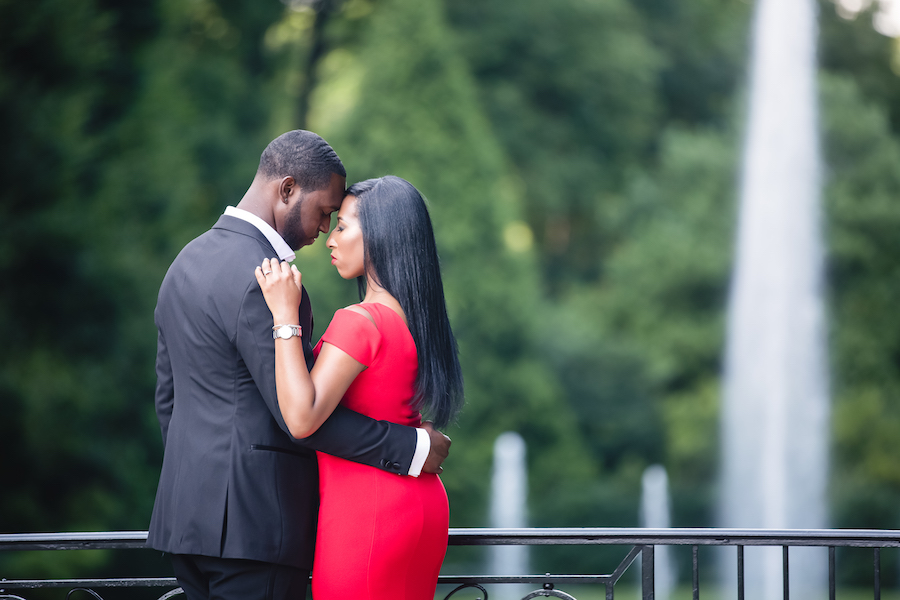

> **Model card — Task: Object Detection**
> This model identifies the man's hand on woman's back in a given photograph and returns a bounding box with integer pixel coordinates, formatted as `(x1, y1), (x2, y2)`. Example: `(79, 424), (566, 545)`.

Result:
(421, 421), (451, 474)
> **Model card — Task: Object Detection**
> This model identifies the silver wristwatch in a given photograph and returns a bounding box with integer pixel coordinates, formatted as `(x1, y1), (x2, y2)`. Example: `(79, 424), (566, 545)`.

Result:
(273, 324), (302, 340)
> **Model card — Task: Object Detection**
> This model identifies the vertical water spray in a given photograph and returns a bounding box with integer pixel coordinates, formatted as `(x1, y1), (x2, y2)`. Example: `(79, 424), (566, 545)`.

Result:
(640, 465), (676, 600)
(489, 431), (529, 600)
(720, 0), (829, 595)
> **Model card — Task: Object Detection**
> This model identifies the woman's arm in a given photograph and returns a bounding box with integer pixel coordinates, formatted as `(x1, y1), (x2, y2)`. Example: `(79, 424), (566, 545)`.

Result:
(255, 258), (365, 439)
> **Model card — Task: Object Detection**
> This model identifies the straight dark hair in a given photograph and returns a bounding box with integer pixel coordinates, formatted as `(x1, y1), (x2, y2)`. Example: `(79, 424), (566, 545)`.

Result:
(348, 176), (463, 429)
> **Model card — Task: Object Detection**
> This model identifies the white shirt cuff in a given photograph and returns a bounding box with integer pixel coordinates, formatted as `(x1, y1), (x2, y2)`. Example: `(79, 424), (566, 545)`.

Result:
(408, 428), (431, 477)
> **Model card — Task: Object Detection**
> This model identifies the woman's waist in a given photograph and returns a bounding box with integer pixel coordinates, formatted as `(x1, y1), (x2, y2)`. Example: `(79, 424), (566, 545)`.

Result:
(335, 403), (421, 428)
(316, 451), (442, 485)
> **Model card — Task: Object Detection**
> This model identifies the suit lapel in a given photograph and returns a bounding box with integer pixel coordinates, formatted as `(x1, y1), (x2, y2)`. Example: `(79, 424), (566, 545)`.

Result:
(212, 215), (278, 257)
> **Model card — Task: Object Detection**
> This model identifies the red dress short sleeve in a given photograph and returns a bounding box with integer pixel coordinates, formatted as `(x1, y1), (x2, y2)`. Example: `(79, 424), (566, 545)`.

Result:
(317, 308), (382, 366)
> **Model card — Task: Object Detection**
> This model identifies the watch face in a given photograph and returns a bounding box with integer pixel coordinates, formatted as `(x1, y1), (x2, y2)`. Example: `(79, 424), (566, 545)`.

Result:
(274, 325), (300, 340)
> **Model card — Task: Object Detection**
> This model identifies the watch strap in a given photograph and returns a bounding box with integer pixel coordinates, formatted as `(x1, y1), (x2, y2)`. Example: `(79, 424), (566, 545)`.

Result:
(272, 324), (302, 339)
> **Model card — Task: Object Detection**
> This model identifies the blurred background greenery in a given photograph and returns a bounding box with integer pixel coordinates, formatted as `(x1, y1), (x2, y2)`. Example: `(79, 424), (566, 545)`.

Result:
(2, 0), (900, 589)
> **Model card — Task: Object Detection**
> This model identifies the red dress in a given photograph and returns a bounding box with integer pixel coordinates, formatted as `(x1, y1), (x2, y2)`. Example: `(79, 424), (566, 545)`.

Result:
(311, 303), (449, 600)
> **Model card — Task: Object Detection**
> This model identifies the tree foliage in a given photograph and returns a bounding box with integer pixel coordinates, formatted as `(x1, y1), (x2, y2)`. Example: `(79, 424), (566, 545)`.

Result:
(2, 0), (900, 586)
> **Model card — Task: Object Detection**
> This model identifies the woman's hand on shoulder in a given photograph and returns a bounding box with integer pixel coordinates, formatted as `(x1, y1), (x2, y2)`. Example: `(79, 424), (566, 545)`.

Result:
(255, 258), (303, 322)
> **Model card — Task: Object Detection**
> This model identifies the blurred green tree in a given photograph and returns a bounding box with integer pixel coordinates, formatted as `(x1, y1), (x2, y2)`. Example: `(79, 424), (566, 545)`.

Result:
(445, 0), (664, 287)
(3, 0), (900, 589)
(819, 0), (900, 133)
(0, 0), (286, 586)
(822, 71), (900, 530)
(585, 124), (740, 526)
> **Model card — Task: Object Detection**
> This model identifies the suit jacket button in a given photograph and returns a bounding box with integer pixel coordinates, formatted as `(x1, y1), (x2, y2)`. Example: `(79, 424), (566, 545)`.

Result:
(380, 459), (390, 468)
(392, 462), (401, 471)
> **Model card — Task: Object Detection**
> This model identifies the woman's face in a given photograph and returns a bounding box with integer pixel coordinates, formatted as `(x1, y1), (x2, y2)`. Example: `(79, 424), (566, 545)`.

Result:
(326, 195), (365, 280)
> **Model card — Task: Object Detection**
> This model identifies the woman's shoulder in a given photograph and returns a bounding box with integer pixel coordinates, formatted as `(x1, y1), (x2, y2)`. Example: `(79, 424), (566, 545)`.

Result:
(326, 305), (380, 338)
(331, 302), (410, 344)
(353, 299), (408, 326)
(342, 303), (377, 325)
(319, 305), (383, 365)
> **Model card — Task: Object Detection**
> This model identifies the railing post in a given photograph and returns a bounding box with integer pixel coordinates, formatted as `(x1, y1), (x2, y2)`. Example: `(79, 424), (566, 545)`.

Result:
(874, 547), (881, 600)
(692, 545), (699, 600)
(828, 546), (835, 600)
(783, 546), (790, 600)
(641, 545), (655, 600)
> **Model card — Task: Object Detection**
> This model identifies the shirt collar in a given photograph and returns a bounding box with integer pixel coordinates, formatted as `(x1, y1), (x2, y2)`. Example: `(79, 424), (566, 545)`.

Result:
(224, 206), (296, 262)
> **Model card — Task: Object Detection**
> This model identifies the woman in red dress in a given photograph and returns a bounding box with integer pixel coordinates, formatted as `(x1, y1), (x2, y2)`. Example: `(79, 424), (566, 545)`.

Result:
(255, 175), (464, 600)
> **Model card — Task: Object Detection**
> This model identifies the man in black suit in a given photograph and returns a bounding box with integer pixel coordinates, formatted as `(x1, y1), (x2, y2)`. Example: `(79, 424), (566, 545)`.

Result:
(147, 130), (450, 600)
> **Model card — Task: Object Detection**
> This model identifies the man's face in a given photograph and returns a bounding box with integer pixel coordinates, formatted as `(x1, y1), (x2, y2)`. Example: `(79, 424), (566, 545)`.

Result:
(280, 173), (346, 250)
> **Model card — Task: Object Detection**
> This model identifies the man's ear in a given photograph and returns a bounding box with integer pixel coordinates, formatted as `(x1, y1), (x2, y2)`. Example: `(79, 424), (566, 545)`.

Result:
(279, 176), (296, 203)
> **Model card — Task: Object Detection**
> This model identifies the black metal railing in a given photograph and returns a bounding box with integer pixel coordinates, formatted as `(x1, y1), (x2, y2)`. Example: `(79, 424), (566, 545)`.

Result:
(2, 528), (900, 600)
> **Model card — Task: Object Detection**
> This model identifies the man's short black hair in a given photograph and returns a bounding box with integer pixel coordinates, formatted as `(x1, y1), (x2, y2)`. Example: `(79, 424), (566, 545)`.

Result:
(258, 130), (346, 191)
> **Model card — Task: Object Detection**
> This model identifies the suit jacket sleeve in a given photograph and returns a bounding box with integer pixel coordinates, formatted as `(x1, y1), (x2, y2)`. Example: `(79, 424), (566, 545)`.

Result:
(236, 277), (417, 474)
(154, 314), (175, 446)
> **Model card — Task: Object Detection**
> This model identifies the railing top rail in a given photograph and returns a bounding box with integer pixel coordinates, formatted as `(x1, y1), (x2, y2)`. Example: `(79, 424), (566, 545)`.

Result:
(447, 527), (900, 547)
(0, 532), (148, 551)
(4, 528), (900, 551)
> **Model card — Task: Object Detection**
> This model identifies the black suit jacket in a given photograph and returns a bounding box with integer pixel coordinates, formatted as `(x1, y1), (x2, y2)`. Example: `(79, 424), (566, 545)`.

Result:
(147, 215), (417, 569)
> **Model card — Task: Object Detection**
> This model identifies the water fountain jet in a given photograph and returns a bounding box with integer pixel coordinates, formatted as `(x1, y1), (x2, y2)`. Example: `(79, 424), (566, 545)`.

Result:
(719, 0), (829, 595)
(640, 465), (676, 600)
(489, 431), (529, 600)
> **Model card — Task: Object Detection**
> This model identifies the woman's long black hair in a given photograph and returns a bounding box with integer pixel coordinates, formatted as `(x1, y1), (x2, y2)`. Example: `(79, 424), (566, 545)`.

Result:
(348, 176), (463, 429)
